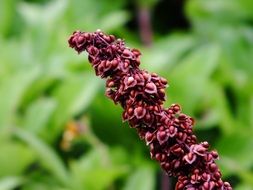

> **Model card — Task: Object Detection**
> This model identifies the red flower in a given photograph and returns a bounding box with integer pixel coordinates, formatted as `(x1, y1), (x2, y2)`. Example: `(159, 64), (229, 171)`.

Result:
(68, 30), (232, 190)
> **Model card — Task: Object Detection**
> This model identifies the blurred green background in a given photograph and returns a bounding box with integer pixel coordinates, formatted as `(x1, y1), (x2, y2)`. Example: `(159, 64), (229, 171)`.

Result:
(0, 0), (253, 189)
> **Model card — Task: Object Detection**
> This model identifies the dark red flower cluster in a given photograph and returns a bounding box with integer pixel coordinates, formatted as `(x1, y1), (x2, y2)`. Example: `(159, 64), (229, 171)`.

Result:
(68, 30), (232, 190)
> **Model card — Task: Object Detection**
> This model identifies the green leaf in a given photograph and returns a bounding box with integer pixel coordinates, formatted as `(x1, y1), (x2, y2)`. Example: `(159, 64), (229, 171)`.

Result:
(100, 11), (130, 32)
(123, 165), (155, 190)
(0, 67), (40, 129)
(0, 176), (23, 190)
(89, 92), (135, 147)
(50, 73), (100, 139)
(20, 179), (71, 190)
(65, 0), (127, 31)
(0, 140), (34, 177)
(235, 183), (253, 190)
(168, 44), (220, 113)
(0, 0), (16, 37)
(217, 133), (253, 174)
(70, 149), (127, 190)
(23, 98), (57, 134)
(218, 28), (253, 79)
(186, 0), (253, 23)
(199, 82), (235, 134)
(13, 128), (69, 185)
(171, 43), (220, 78)
(142, 34), (195, 73)
(18, 0), (67, 27)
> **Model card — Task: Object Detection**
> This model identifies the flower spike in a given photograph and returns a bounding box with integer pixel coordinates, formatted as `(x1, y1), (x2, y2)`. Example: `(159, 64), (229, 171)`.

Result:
(68, 30), (232, 190)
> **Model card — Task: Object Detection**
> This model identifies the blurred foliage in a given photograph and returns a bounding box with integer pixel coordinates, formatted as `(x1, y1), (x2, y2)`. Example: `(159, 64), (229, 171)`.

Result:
(0, 0), (252, 189)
